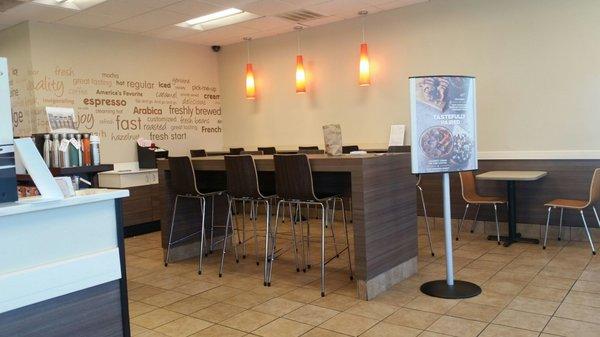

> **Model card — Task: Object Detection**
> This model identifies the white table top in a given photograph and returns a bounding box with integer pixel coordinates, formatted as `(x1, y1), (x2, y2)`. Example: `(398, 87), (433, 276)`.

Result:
(476, 170), (548, 181)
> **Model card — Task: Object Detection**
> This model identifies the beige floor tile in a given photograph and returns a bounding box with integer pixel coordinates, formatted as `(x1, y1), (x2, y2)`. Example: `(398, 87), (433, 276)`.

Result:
(371, 289), (418, 307)
(507, 296), (560, 315)
(404, 295), (460, 314)
(140, 290), (190, 307)
(129, 301), (159, 318)
(301, 327), (349, 337)
(427, 316), (486, 337)
(191, 303), (246, 323)
(344, 301), (398, 320)
(253, 318), (312, 337)
(493, 309), (550, 332)
(198, 286), (244, 301)
(478, 324), (539, 337)
(384, 308), (441, 330)
(129, 285), (167, 301)
(418, 332), (455, 337)
(554, 302), (600, 324)
(284, 304), (339, 326)
(253, 297), (304, 316)
(572, 279), (600, 293)
(281, 287), (323, 303)
(164, 294), (216, 315)
(136, 331), (169, 337)
(447, 301), (502, 322)
(312, 293), (359, 311)
(154, 316), (213, 337)
(223, 292), (274, 309)
(319, 312), (378, 337)
(530, 275), (575, 290)
(563, 290), (600, 308)
(131, 324), (151, 336)
(131, 308), (183, 329)
(544, 317), (600, 337)
(482, 279), (527, 296)
(520, 285), (568, 302)
(189, 324), (245, 337)
(173, 281), (220, 295)
(221, 310), (277, 332)
(361, 322), (421, 337)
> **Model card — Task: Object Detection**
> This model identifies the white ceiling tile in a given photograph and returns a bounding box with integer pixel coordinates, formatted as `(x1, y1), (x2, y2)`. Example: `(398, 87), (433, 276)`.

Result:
(280, 0), (331, 7)
(83, 0), (156, 19)
(237, 16), (295, 31)
(0, 2), (75, 25)
(163, 0), (222, 15)
(108, 9), (189, 32)
(143, 25), (197, 39)
(202, 0), (259, 8)
(177, 23), (257, 43)
(57, 12), (123, 28)
(300, 15), (342, 27)
(239, 0), (295, 16)
(307, 0), (379, 19)
(374, 0), (428, 10)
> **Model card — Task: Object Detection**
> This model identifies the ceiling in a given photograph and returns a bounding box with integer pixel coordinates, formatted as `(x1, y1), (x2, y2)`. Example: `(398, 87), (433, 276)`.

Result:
(0, 0), (427, 46)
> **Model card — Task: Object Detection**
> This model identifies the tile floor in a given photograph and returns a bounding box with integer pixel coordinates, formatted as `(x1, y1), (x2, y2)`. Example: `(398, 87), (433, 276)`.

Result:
(125, 216), (600, 337)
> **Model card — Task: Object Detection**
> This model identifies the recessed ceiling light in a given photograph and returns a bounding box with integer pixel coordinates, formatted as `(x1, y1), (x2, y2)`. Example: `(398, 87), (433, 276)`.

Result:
(177, 8), (260, 31)
(33, 0), (107, 11)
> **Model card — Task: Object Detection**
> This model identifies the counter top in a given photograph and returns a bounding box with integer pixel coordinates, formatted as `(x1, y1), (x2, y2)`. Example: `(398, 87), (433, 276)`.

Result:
(99, 168), (158, 175)
(0, 188), (129, 217)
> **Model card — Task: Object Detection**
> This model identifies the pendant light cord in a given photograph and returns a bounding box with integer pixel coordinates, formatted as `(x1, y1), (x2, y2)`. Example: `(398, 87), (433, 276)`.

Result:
(246, 39), (250, 63)
(361, 15), (366, 43)
(297, 29), (301, 53)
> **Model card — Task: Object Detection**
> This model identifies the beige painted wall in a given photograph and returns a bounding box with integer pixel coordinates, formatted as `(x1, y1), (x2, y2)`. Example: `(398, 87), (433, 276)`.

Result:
(218, 0), (600, 156)
(1, 22), (223, 163)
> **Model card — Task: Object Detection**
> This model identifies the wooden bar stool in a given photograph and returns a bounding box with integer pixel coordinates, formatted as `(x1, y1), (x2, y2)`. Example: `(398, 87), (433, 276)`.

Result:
(456, 171), (505, 243)
(267, 154), (353, 297)
(543, 168), (600, 254)
(164, 156), (225, 274)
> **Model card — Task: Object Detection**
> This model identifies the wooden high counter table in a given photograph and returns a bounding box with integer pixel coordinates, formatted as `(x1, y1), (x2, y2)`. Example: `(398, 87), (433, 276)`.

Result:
(157, 153), (417, 300)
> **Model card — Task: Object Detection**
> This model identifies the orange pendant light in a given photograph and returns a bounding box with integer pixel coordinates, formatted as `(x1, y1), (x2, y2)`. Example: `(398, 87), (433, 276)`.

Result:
(294, 26), (306, 94)
(358, 10), (371, 86)
(243, 37), (256, 100)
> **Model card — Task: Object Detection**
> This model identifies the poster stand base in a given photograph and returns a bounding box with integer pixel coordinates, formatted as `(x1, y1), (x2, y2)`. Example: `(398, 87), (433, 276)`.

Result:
(420, 280), (481, 299)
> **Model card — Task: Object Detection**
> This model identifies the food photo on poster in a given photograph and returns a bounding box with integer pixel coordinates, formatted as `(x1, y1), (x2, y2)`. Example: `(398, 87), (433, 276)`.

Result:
(410, 75), (477, 174)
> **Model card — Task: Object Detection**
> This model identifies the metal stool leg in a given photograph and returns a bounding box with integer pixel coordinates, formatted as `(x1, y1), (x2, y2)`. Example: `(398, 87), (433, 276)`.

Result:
(241, 200), (247, 258)
(263, 200), (271, 285)
(493, 203), (500, 244)
(219, 198), (233, 277)
(469, 204), (481, 233)
(580, 210), (596, 255)
(164, 195), (180, 267)
(268, 200), (284, 285)
(198, 197), (206, 275)
(456, 203), (470, 241)
(208, 194), (215, 255)
(418, 186), (434, 256)
(320, 203), (326, 297)
(289, 202), (301, 273)
(339, 197), (353, 280)
(558, 208), (564, 241)
(253, 201), (260, 266)
(543, 206), (552, 249)
(298, 204), (307, 272)
(330, 198), (339, 258)
(306, 204), (311, 269)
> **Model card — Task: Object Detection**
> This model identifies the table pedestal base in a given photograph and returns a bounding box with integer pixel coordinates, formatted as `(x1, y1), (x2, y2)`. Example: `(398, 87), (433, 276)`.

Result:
(487, 233), (540, 247)
(420, 280), (481, 299)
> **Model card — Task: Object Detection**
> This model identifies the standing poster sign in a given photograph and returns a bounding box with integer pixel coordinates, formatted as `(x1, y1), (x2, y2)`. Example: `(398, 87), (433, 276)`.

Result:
(410, 75), (481, 299)
(410, 76), (477, 174)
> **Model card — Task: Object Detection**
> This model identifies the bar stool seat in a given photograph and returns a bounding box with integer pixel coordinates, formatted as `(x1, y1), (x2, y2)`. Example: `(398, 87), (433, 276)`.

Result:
(544, 199), (588, 209)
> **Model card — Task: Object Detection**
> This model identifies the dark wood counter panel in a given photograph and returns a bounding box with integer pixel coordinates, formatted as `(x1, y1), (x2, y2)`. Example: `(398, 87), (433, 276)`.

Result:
(157, 153), (417, 300)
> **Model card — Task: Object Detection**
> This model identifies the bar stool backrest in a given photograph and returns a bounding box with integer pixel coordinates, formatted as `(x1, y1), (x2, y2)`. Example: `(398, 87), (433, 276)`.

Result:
(459, 171), (479, 203)
(229, 147), (244, 155)
(240, 150), (264, 155)
(274, 154), (317, 201)
(225, 155), (263, 199)
(342, 145), (359, 154)
(298, 149), (325, 154)
(190, 149), (207, 157)
(258, 147), (277, 155)
(299, 146), (319, 150)
(168, 156), (200, 196)
(587, 168), (600, 205)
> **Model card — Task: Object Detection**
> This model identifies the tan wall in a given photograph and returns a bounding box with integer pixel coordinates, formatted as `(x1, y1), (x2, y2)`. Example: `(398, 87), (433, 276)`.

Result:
(218, 0), (600, 157)
(1, 22), (223, 163)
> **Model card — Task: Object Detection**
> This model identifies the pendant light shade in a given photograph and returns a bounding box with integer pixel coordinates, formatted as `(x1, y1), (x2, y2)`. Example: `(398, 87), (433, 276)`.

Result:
(295, 55), (306, 93)
(359, 42), (370, 86)
(245, 63), (256, 99)
(358, 10), (371, 86)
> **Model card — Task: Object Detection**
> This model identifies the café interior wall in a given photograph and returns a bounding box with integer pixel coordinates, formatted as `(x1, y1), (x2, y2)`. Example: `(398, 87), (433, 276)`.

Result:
(218, 0), (600, 157)
(1, 21), (223, 164)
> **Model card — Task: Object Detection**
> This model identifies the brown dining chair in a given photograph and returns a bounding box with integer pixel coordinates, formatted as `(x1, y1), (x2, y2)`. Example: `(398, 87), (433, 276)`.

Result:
(456, 171), (505, 243)
(342, 145), (359, 154)
(190, 149), (207, 157)
(165, 156), (226, 274)
(416, 175), (435, 256)
(258, 147), (277, 155)
(229, 147), (244, 155)
(267, 154), (353, 296)
(543, 168), (600, 254)
(240, 150), (264, 155)
(222, 155), (276, 281)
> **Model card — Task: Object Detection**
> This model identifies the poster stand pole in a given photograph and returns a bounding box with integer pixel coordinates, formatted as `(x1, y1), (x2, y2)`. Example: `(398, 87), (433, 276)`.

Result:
(420, 172), (481, 299)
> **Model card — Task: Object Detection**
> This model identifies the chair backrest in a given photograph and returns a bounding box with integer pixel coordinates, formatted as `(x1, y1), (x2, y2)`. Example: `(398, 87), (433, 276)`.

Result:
(273, 154), (317, 201)
(299, 146), (319, 150)
(229, 147), (244, 155)
(240, 150), (264, 155)
(258, 147), (277, 155)
(168, 156), (200, 196)
(225, 155), (263, 199)
(388, 145), (410, 153)
(298, 149), (325, 154)
(190, 149), (207, 157)
(342, 145), (359, 154)
(458, 171), (479, 203)
(587, 168), (600, 205)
